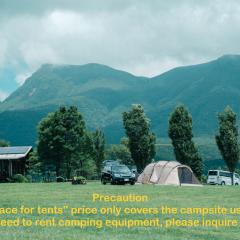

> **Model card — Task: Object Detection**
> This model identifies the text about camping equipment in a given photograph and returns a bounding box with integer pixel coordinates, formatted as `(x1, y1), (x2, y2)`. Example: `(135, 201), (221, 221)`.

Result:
(1, 193), (240, 229)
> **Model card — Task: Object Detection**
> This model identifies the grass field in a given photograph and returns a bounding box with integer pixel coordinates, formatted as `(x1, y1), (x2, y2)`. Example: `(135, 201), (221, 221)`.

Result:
(0, 182), (240, 240)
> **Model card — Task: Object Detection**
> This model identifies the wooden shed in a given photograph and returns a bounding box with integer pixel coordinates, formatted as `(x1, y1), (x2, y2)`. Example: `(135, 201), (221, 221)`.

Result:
(0, 146), (32, 181)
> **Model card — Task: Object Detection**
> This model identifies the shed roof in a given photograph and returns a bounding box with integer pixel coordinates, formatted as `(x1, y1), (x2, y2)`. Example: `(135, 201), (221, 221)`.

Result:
(0, 146), (32, 160)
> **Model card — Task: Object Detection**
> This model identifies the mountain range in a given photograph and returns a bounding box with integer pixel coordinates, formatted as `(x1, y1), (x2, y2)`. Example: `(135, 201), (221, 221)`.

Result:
(1, 54), (240, 145)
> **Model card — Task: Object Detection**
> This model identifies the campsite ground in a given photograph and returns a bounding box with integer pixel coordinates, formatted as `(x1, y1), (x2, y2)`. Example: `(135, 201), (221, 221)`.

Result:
(0, 182), (239, 240)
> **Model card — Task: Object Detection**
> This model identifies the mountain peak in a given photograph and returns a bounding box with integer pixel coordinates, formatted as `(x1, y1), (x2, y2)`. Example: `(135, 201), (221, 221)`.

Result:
(36, 62), (138, 78)
(2, 55), (240, 145)
(217, 54), (240, 61)
(39, 62), (119, 71)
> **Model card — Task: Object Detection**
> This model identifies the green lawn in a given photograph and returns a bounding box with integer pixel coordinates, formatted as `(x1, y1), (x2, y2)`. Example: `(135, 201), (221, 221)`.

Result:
(0, 182), (240, 240)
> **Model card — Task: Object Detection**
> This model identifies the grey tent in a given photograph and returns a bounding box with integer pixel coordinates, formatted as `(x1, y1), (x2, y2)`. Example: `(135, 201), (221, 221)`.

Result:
(137, 161), (201, 186)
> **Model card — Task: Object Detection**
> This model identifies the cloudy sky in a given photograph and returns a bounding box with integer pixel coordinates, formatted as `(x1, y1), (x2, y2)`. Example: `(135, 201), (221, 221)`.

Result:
(0, 0), (240, 101)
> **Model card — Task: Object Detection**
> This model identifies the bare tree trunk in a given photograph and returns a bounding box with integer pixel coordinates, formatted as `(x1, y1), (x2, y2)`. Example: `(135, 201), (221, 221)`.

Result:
(231, 171), (234, 186)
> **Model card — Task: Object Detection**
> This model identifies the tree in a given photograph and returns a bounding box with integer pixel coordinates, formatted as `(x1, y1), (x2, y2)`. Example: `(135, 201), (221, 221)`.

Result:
(122, 104), (156, 172)
(37, 106), (86, 178)
(216, 106), (240, 185)
(168, 105), (203, 179)
(0, 139), (10, 147)
(92, 129), (105, 174)
(73, 131), (97, 179)
(120, 137), (129, 148)
(105, 137), (134, 165)
(26, 150), (42, 175)
(106, 143), (134, 165)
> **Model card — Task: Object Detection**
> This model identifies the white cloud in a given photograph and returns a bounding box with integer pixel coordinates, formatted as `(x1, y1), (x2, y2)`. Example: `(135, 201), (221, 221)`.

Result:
(0, 90), (9, 101)
(0, 0), (240, 89)
(15, 72), (32, 85)
(0, 39), (7, 66)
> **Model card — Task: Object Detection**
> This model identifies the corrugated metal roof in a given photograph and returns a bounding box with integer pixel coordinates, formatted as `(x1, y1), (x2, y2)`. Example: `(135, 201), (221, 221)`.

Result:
(0, 146), (32, 160)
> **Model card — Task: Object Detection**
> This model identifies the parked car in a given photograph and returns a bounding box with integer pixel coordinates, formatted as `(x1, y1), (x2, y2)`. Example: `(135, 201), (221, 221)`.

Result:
(207, 170), (240, 185)
(101, 164), (136, 185)
(127, 165), (139, 180)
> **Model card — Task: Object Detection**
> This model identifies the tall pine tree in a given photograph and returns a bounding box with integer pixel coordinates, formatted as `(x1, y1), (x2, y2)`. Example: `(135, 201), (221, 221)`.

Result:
(168, 105), (203, 179)
(216, 106), (240, 185)
(122, 104), (156, 172)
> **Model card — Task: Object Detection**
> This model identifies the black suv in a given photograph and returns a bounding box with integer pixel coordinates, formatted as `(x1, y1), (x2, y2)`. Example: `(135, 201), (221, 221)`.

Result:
(101, 164), (136, 185)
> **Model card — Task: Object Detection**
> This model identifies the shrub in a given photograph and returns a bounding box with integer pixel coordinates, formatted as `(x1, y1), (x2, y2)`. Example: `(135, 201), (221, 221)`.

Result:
(26, 175), (32, 183)
(200, 174), (207, 184)
(72, 176), (87, 185)
(10, 174), (29, 183)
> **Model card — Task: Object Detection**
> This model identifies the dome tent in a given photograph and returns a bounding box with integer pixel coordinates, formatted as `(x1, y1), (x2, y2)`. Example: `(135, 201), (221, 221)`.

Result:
(137, 161), (201, 186)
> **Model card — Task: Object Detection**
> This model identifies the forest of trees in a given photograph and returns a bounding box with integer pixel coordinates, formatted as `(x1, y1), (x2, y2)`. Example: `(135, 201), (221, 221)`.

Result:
(1, 103), (239, 183)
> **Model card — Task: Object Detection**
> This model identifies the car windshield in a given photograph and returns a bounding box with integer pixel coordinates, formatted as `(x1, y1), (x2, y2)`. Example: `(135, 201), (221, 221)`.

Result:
(208, 171), (218, 176)
(112, 166), (131, 173)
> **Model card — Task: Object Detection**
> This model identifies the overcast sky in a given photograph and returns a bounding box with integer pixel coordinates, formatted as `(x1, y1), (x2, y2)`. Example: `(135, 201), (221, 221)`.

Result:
(0, 0), (240, 101)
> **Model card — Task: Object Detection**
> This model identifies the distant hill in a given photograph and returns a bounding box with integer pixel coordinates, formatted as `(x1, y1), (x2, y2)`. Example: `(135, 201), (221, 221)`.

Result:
(1, 55), (240, 146)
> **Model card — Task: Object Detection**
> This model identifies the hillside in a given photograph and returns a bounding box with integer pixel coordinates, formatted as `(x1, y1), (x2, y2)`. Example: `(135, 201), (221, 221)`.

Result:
(1, 55), (240, 146)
